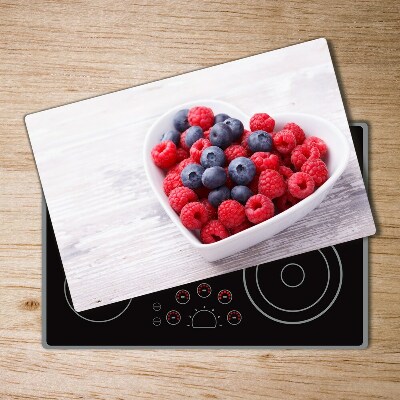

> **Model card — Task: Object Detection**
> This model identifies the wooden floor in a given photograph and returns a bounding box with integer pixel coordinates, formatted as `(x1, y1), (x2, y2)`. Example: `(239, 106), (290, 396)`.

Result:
(0, 1), (399, 399)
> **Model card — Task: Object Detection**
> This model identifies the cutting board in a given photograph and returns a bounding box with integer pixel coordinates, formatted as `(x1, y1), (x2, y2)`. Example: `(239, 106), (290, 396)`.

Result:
(26, 38), (375, 312)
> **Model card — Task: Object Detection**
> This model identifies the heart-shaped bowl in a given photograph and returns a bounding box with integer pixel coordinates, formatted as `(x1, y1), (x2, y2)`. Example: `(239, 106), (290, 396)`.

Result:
(144, 100), (350, 262)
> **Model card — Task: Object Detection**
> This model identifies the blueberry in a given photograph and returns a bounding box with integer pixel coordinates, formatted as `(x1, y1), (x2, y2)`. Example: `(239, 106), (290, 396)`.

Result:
(214, 113), (230, 124)
(224, 118), (244, 141)
(228, 157), (256, 185)
(185, 126), (203, 148)
(173, 109), (190, 132)
(248, 130), (272, 152)
(181, 164), (205, 189)
(208, 186), (230, 208)
(209, 122), (232, 149)
(231, 185), (253, 205)
(161, 129), (180, 146)
(200, 146), (226, 168)
(201, 166), (227, 189)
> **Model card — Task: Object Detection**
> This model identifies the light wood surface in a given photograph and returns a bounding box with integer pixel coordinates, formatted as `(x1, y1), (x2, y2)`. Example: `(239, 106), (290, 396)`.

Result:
(26, 38), (375, 312)
(0, 1), (399, 399)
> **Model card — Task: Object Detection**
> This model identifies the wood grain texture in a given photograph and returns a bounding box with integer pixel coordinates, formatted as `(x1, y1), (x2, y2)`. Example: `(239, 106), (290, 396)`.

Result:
(25, 38), (376, 312)
(0, 0), (399, 399)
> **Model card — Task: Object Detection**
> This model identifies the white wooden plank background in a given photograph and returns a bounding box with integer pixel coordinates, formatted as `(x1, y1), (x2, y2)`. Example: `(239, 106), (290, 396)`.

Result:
(26, 38), (375, 312)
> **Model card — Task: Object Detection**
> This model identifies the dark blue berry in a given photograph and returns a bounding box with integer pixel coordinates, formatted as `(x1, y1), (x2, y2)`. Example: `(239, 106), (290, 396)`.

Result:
(161, 129), (180, 146)
(208, 186), (230, 208)
(231, 185), (253, 205)
(248, 130), (272, 152)
(200, 146), (226, 168)
(214, 113), (230, 124)
(209, 122), (232, 150)
(173, 109), (190, 132)
(181, 164), (205, 189)
(224, 118), (244, 141)
(201, 166), (227, 189)
(185, 126), (203, 148)
(228, 157), (256, 185)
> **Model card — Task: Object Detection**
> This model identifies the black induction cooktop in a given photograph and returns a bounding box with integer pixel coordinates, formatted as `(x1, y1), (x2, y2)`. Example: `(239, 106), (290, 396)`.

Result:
(43, 123), (368, 348)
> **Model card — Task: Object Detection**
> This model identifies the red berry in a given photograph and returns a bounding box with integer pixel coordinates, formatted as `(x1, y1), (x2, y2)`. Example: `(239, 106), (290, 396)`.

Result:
(201, 199), (217, 220)
(283, 122), (306, 145)
(250, 152), (280, 173)
(273, 129), (296, 155)
(151, 140), (177, 169)
(245, 194), (274, 224)
(224, 144), (248, 163)
(301, 158), (328, 187)
(180, 202), (209, 230)
(287, 172), (315, 199)
(218, 200), (246, 229)
(176, 147), (189, 163)
(249, 113), (275, 133)
(188, 106), (214, 131)
(177, 157), (197, 173)
(180, 130), (190, 150)
(163, 171), (183, 196)
(278, 165), (294, 180)
(241, 130), (253, 154)
(304, 136), (328, 157)
(190, 138), (211, 163)
(200, 220), (230, 244)
(225, 167), (234, 189)
(291, 144), (320, 170)
(203, 129), (210, 140)
(230, 219), (253, 235)
(168, 187), (198, 213)
(248, 173), (260, 193)
(275, 192), (298, 212)
(258, 169), (286, 199)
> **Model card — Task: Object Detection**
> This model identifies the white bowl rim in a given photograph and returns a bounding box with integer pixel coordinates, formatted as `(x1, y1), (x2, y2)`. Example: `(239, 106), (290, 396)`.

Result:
(144, 99), (350, 250)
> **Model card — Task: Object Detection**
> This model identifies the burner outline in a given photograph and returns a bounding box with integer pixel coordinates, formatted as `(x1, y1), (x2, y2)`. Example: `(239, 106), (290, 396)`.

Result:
(243, 246), (343, 324)
(64, 279), (132, 323)
(280, 263), (305, 288)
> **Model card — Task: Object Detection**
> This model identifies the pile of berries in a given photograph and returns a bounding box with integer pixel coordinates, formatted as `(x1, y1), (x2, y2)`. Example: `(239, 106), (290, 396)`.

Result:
(151, 106), (329, 244)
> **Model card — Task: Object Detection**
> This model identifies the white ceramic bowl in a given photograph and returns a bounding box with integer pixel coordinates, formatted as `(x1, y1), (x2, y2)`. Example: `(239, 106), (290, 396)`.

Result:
(144, 100), (350, 262)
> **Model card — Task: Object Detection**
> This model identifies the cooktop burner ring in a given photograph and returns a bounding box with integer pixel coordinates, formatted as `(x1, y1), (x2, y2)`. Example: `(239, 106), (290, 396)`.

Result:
(64, 279), (132, 323)
(280, 263), (305, 288)
(243, 246), (343, 324)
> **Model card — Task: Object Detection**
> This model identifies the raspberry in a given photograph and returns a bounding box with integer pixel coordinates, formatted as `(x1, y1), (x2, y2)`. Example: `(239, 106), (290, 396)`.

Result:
(304, 136), (328, 157)
(245, 194), (274, 224)
(250, 152), (280, 173)
(180, 202), (209, 230)
(190, 138), (211, 163)
(301, 158), (328, 187)
(163, 171), (183, 196)
(258, 169), (286, 199)
(224, 144), (248, 163)
(241, 130), (252, 153)
(283, 122), (305, 145)
(275, 192), (298, 212)
(249, 113), (275, 133)
(278, 165), (294, 180)
(287, 172), (315, 199)
(151, 140), (177, 169)
(203, 129), (210, 140)
(281, 154), (292, 167)
(218, 200), (246, 229)
(248, 173), (260, 193)
(176, 148), (189, 163)
(195, 186), (211, 199)
(168, 187), (198, 213)
(188, 106), (214, 131)
(273, 129), (296, 155)
(291, 144), (320, 170)
(225, 167), (234, 189)
(201, 199), (217, 220)
(200, 220), (230, 244)
(230, 219), (253, 235)
(180, 130), (190, 150)
(177, 157), (197, 173)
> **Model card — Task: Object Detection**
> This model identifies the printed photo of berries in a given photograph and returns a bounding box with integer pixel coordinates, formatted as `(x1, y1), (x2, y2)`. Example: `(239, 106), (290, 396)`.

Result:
(150, 105), (330, 245)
